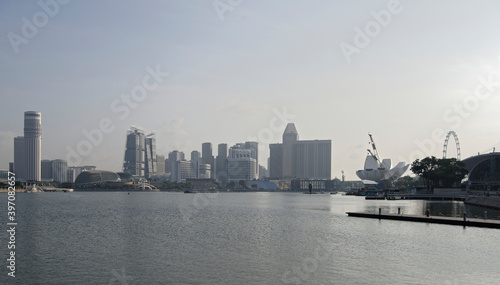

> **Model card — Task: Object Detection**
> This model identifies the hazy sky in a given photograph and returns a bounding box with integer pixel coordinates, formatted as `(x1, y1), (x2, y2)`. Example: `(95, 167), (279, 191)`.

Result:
(1, 0), (500, 180)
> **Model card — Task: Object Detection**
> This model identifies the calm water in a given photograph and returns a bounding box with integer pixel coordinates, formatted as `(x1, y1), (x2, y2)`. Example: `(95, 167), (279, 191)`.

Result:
(1, 192), (499, 284)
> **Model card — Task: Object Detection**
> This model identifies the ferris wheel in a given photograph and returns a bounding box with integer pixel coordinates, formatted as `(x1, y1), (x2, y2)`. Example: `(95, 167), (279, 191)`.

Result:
(442, 131), (461, 160)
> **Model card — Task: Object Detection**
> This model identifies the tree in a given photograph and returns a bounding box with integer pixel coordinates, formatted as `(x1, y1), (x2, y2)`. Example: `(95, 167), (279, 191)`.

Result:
(394, 175), (414, 189)
(411, 156), (439, 191)
(238, 180), (246, 189)
(434, 158), (468, 188)
(411, 156), (468, 192)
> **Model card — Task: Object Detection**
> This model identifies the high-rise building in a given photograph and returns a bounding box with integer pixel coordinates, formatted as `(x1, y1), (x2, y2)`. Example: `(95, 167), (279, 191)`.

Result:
(123, 127), (158, 178)
(168, 150), (185, 182)
(191, 150), (201, 163)
(67, 168), (75, 183)
(269, 143), (283, 179)
(41, 159), (53, 181)
(123, 127), (145, 176)
(227, 146), (257, 181)
(24, 111), (42, 181)
(197, 163), (211, 179)
(216, 143), (228, 182)
(228, 157), (256, 181)
(13, 136), (25, 181)
(156, 155), (165, 174)
(268, 123), (331, 180)
(144, 135), (157, 178)
(282, 123), (298, 178)
(245, 141), (259, 177)
(259, 165), (267, 179)
(174, 160), (194, 182)
(292, 140), (331, 179)
(51, 159), (68, 183)
(202, 142), (215, 178)
(191, 150), (201, 178)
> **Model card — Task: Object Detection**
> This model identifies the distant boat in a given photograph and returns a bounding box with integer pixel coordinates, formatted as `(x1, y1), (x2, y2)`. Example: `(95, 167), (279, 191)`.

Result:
(184, 190), (196, 194)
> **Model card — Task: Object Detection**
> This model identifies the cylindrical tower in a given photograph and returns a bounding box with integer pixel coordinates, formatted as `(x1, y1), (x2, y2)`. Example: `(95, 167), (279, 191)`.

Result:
(24, 111), (42, 181)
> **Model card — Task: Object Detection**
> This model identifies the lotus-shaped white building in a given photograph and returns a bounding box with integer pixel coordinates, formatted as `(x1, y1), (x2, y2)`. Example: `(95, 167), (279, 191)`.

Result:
(356, 155), (409, 183)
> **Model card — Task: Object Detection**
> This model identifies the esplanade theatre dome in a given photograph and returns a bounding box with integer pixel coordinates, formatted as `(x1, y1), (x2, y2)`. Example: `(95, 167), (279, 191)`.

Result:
(463, 152), (500, 190)
(74, 170), (121, 185)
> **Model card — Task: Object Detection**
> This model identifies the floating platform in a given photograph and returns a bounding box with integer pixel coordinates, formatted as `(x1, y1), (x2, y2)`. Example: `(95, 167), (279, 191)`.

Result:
(385, 194), (465, 201)
(346, 212), (500, 229)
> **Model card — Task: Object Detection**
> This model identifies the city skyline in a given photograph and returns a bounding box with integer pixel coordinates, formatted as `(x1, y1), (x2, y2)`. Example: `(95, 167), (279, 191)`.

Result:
(2, 1), (500, 180)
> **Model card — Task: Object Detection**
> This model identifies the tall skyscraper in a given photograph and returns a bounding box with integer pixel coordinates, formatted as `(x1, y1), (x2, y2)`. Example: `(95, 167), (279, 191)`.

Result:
(24, 111), (42, 181)
(244, 141), (259, 177)
(292, 140), (331, 179)
(216, 143), (228, 182)
(269, 143), (283, 178)
(156, 155), (166, 174)
(268, 123), (331, 180)
(123, 127), (157, 178)
(191, 150), (201, 164)
(13, 136), (25, 181)
(168, 150), (185, 182)
(191, 150), (201, 178)
(123, 127), (145, 176)
(41, 159), (53, 181)
(282, 123), (298, 178)
(202, 142), (214, 178)
(67, 168), (75, 183)
(144, 135), (157, 178)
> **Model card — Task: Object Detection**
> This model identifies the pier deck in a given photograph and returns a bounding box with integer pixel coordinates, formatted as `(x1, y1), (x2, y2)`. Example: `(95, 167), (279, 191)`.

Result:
(346, 212), (500, 229)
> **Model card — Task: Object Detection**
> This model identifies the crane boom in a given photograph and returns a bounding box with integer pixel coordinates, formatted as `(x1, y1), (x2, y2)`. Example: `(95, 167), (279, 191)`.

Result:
(368, 133), (381, 161)
(367, 134), (392, 187)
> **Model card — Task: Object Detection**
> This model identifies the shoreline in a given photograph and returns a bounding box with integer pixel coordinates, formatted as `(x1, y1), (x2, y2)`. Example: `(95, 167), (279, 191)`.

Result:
(465, 196), (500, 210)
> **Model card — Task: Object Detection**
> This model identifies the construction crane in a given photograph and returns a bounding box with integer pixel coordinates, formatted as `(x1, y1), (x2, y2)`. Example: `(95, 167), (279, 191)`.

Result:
(367, 133), (392, 188)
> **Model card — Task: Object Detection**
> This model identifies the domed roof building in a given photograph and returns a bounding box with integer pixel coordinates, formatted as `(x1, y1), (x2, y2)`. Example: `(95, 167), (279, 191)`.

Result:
(462, 152), (500, 191)
(117, 172), (135, 183)
(74, 170), (121, 185)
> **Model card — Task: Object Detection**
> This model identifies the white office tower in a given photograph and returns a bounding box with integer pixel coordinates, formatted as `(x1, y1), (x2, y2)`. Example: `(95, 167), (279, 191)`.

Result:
(24, 111), (42, 181)
(227, 147), (257, 181)
(51, 159), (68, 183)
